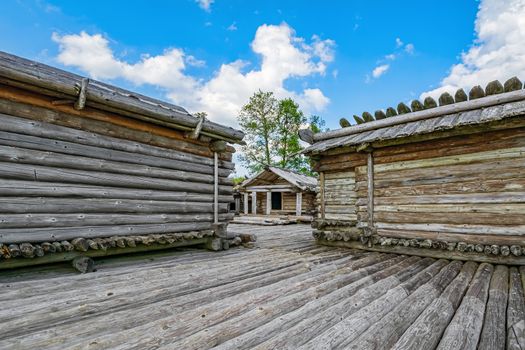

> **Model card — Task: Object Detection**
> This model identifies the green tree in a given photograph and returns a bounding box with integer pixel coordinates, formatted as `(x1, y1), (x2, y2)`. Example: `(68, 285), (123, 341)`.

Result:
(275, 98), (306, 169)
(238, 91), (278, 174)
(237, 91), (328, 176)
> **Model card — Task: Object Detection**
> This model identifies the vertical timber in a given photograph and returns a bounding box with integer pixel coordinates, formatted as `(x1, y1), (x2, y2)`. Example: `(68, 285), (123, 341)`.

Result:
(320, 171), (325, 220)
(213, 151), (219, 224)
(367, 151), (374, 230)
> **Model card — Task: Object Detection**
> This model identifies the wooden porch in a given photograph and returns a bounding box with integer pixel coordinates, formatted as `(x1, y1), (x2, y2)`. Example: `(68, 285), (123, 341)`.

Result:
(1, 224), (524, 349)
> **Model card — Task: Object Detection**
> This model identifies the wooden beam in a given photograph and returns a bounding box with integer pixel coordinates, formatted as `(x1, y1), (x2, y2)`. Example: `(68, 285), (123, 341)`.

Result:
(251, 192), (257, 215)
(243, 192), (249, 214)
(214, 152), (219, 224)
(296, 192), (302, 216)
(74, 78), (88, 111)
(266, 191), (272, 215)
(320, 172), (325, 220)
(367, 151), (374, 231)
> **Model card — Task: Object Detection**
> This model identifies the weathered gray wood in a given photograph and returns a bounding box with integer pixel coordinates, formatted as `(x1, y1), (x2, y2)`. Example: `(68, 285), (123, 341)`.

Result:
(0, 129), (232, 177)
(0, 237), (209, 270)
(0, 213), (233, 229)
(252, 256), (428, 349)
(347, 260), (463, 349)
(478, 265), (509, 350)
(391, 261), (478, 350)
(0, 179), (233, 203)
(0, 162), (233, 194)
(0, 51), (245, 142)
(0, 221), (217, 243)
(0, 197), (226, 214)
(313, 88), (525, 142)
(73, 78), (88, 110)
(0, 111), (234, 168)
(300, 259), (445, 349)
(436, 263), (493, 350)
(507, 267), (525, 349)
(0, 145), (232, 185)
(367, 151), (374, 230)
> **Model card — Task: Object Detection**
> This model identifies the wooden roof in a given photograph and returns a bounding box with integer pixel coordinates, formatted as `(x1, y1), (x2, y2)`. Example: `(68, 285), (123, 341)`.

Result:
(0, 51), (244, 144)
(1, 224), (523, 349)
(239, 166), (318, 191)
(302, 78), (525, 154)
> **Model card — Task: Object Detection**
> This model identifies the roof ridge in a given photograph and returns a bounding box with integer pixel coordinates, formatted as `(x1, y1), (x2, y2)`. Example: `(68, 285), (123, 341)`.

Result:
(340, 77), (523, 128)
(308, 77), (525, 143)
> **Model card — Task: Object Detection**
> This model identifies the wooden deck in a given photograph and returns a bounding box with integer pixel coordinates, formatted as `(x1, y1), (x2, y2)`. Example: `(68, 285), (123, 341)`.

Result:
(1, 224), (524, 349)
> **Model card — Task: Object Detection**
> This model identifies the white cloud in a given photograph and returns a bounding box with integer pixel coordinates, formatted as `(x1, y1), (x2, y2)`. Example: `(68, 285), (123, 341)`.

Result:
(196, 0), (213, 12)
(404, 43), (414, 54)
(227, 22), (238, 31)
(422, 0), (525, 100)
(395, 37), (403, 48)
(385, 53), (396, 61)
(52, 23), (335, 127)
(372, 64), (390, 78)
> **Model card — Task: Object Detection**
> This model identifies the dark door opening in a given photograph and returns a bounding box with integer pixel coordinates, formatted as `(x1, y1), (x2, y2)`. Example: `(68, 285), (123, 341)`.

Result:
(271, 192), (282, 210)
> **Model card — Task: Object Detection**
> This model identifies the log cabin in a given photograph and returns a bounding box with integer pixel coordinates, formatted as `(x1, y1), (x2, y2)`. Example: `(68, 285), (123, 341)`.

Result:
(301, 77), (525, 265)
(0, 51), (244, 269)
(236, 166), (317, 221)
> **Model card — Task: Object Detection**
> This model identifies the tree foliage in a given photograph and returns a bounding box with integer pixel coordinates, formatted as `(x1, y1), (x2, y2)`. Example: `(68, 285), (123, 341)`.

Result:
(237, 90), (327, 175)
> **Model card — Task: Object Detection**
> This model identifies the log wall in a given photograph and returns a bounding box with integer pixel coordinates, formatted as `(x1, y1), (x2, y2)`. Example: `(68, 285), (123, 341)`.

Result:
(312, 127), (525, 263)
(254, 192), (316, 215)
(0, 89), (237, 263)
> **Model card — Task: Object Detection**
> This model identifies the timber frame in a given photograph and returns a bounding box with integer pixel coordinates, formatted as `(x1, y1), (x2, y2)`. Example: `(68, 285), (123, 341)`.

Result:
(236, 166), (317, 219)
(303, 77), (525, 264)
(0, 51), (245, 268)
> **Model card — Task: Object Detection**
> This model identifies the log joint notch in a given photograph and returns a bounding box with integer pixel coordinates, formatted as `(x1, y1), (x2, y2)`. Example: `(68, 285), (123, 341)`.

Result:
(74, 78), (89, 111)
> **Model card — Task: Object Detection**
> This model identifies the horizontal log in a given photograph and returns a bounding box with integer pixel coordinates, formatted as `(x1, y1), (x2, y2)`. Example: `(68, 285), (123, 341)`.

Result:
(0, 213), (234, 229)
(373, 127), (525, 164)
(0, 237), (209, 269)
(0, 162), (233, 194)
(374, 222), (525, 236)
(318, 239), (525, 265)
(0, 88), (235, 161)
(0, 145), (232, 185)
(0, 85), (235, 157)
(0, 129), (232, 177)
(371, 211), (525, 226)
(376, 229), (525, 246)
(357, 178), (525, 197)
(0, 222), (217, 243)
(0, 110), (235, 168)
(0, 179), (233, 202)
(0, 197), (228, 214)
(363, 192), (525, 206)
(0, 52), (244, 142)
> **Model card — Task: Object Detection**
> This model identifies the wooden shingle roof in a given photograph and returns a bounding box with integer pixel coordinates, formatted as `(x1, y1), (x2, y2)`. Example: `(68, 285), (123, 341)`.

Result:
(302, 78), (525, 154)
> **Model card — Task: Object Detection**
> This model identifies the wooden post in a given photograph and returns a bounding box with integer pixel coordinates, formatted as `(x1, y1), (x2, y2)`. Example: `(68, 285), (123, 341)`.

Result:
(266, 191), (272, 215)
(213, 151), (218, 224)
(367, 151), (374, 230)
(235, 197), (240, 214)
(251, 191), (257, 215)
(243, 192), (249, 214)
(296, 192), (302, 216)
(320, 172), (325, 219)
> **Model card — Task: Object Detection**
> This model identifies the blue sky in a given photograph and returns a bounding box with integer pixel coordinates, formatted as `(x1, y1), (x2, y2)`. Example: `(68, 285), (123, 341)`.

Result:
(1, 0), (524, 138)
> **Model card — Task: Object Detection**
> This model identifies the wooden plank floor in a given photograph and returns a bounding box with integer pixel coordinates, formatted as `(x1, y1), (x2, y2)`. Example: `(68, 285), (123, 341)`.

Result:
(1, 224), (524, 349)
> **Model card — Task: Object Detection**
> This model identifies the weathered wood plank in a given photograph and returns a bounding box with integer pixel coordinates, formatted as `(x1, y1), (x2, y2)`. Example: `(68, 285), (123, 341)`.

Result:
(436, 263), (493, 350)
(478, 265), (509, 350)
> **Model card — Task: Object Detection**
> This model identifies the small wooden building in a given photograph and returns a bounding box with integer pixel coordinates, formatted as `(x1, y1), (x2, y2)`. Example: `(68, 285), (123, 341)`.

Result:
(236, 167), (317, 219)
(301, 77), (525, 264)
(0, 51), (244, 269)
